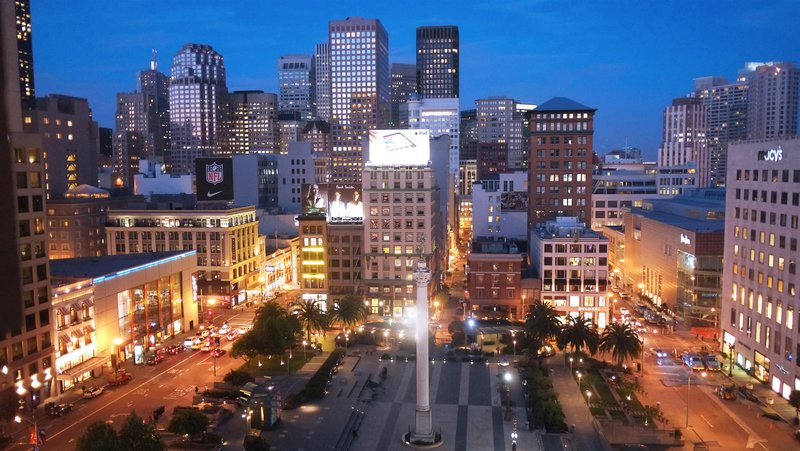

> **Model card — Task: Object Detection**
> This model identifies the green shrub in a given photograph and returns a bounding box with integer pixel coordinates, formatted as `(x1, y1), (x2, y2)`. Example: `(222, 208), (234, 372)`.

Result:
(223, 369), (255, 387)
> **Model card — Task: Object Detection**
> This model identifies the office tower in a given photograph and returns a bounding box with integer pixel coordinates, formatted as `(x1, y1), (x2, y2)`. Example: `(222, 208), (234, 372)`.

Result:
(476, 97), (526, 169)
(26, 95), (100, 198)
(113, 53), (170, 187)
(390, 63), (416, 128)
(220, 91), (279, 155)
(476, 141), (508, 180)
(168, 43), (227, 175)
(516, 102), (536, 169)
(722, 137), (800, 394)
(1, 0), (56, 398)
(314, 43), (331, 121)
(15, 0), (34, 110)
(416, 26), (459, 98)
(137, 50), (170, 156)
(745, 62), (799, 140)
(329, 17), (390, 183)
(277, 111), (304, 155)
(692, 76), (748, 187)
(459, 109), (478, 160)
(528, 97), (596, 226)
(658, 97), (709, 187)
(302, 120), (332, 183)
(278, 55), (315, 120)
(408, 95), (459, 177)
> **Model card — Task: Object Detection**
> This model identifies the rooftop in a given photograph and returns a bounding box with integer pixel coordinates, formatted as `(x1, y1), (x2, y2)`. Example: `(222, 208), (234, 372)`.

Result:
(50, 251), (196, 282)
(535, 97), (596, 112)
(471, 237), (526, 254)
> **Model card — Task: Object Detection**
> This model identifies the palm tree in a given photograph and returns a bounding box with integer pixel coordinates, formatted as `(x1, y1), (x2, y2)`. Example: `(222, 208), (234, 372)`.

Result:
(599, 322), (642, 367)
(292, 299), (326, 341)
(524, 302), (562, 365)
(332, 294), (368, 330)
(258, 300), (287, 320)
(558, 316), (599, 356)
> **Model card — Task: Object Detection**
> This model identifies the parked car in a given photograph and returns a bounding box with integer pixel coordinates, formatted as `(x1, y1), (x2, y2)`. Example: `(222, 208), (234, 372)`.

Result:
(702, 354), (722, 371)
(83, 386), (104, 399)
(107, 370), (132, 386)
(682, 353), (706, 371)
(183, 337), (195, 348)
(45, 402), (74, 417)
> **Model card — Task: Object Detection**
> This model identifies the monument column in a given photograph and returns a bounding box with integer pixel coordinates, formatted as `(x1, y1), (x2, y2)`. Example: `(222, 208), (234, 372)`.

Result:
(411, 258), (434, 442)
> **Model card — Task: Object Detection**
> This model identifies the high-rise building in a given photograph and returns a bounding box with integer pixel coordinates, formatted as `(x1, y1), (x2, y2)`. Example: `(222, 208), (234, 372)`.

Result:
(25, 95), (100, 198)
(278, 55), (315, 120)
(15, 0), (34, 110)
(137, 50), (170, 156)
(476, 97), (525, 169)
(692, 76), (748, 187)
(416, 26), (459, 99)
(459, 109), (478, 160)
(314, 43), (331, 122)
(1, 0), (57, 398)
(302, 120), (332, 183)
(112, 52), (170, 187)
(658, 97), (709, 188)
(745, 62), (799, 140)
(390, 63), (416, 128)
(408, 95), (459, 177)
(277, 111), (304, 155)
(722, 137), (800, 396)
(328, 17), (390, 183)
(168, 43), (227, 175)
(528, 97), (596, 226)
(220, 91), (279, 155)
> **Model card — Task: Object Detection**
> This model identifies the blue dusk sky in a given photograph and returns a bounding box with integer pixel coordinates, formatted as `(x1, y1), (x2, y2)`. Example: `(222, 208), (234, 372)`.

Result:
(31, 0), (800, 159)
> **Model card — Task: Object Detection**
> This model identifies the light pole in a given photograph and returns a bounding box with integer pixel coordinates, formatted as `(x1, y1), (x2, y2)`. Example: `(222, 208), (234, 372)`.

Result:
(586, 390), (592, 419)
(728, 344), (735, 377)
(302, 340), (307, 361)
(15, 374), (44, 448)
(513, 339), (517, 357)
(383, 330), (389, 348)
(577, 371), (582, 390)
(569, 357), (574, 372)
(685, 371), (707, 428)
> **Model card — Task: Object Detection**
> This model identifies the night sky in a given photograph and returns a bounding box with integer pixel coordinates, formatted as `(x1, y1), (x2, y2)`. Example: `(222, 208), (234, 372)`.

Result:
(31, 0), (800, 159)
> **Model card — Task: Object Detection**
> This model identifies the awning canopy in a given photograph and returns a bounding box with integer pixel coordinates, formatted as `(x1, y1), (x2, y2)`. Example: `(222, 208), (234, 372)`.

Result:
(56, 356), (110, 381)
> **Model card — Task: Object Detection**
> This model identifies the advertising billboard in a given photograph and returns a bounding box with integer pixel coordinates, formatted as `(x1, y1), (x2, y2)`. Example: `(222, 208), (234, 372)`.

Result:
(301, 183), (363, 222)
(196, 158), (234, 201)
(301, 183), (328, 217)
(500, 191), (528, 212)
(367, 129), (430, 166)
(327, 183), (363, 222)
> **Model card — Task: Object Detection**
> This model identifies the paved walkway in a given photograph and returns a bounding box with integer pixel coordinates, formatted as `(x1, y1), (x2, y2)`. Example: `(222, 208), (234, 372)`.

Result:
(544, 356), (604, 451)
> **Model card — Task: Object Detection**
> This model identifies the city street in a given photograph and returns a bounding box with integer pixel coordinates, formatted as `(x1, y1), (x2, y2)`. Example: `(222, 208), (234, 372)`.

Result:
(6, 307), (260, 450)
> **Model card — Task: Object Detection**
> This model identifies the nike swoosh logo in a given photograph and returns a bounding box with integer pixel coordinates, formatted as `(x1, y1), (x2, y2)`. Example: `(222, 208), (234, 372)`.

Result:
(208, 190), (223, 197)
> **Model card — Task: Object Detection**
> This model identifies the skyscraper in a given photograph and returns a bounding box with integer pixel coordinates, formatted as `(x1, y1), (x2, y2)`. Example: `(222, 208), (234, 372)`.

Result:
(416, 26), (459, 99)
(745, 61), (799, 140)
(278, 55), (315, 120)
(220, 91), (279, 155)
(459, 109), (478, 160)
(1, 0), (56, 398)
(314, 43), (331, 121)
(390, 63), (416, 128)
(476, 96), (525, 169)
(692, 76), (748, 187)
(168, 43), (227, 175)
(15, 0), (34, 110)
(138, 50), (170, 155)
(329, 17), (390, 183)
(658, 97), (709, 188)
(112, 52), (170, 187)
(528, 97), (596, 226)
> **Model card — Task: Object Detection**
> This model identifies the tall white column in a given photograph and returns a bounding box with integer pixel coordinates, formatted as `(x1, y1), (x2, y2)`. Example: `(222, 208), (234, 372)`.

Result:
(411, 258), (434, 442)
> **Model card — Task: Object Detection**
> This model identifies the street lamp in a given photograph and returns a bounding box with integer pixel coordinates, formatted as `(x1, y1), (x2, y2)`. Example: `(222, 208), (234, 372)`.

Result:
(302, 340), (307, 360)
(569, 357), (574, 372)
(383, 330), (389, 348)
(513, 339), (517, 357)
(15, 375), (43, 448)
(576, 371), (582, 389)
(685, 371), (707, 428)
(728, 344), (736, 377)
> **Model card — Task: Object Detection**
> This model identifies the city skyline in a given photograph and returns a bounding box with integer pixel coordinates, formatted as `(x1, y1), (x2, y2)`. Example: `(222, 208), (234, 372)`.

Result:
(31, 0), (799, 158)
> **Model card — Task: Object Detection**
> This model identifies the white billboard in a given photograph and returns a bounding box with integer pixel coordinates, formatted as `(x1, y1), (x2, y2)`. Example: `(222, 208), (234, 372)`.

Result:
(367, 129), (430, 166)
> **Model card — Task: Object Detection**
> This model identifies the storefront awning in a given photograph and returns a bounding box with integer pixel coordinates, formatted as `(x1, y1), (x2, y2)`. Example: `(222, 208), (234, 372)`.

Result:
(56, 356), (110, 381)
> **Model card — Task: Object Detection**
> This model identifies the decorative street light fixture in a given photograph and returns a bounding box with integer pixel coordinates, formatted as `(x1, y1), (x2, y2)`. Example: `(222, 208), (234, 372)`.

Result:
(302, 340), (307, 361)
(686, 371), (707, 428)
(728, 344), (736, 377)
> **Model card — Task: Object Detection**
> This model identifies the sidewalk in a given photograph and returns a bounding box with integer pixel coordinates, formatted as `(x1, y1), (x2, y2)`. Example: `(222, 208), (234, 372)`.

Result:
(544, 356), (604, 451)
(724, 361), (797, 422)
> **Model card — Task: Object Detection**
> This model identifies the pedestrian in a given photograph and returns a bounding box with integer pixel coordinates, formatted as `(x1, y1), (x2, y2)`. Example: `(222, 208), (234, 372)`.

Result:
(194, 385), (199, 394)
(352, 429), (358, 438)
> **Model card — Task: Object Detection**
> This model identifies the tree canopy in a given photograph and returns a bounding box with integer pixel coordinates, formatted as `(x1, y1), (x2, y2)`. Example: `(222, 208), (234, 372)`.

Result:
(558, 316), (599, 355)
(167, 409), (209, 438)
(77, 412), (163, 451)
(231, 301), (301, 359)
(599, 322), (642, 367)
(525, 302), (562, 364)
(331, 294), (367, 330)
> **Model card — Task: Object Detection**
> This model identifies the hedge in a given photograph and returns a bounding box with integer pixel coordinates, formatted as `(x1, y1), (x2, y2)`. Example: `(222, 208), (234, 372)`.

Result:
(283, 349), (345, 409)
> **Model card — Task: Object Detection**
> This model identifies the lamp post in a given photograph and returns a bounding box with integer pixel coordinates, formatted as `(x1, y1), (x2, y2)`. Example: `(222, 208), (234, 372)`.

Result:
(302, 340), (307, 361)
(685, 371), (707, 428)
(577, 371), (582, 390)
(383, 330), (389, 348)
(728, 344), (735, 377)
(586, 390), (592, 419)
(15, 375), (44, 449)
(513, 339), (517, 357)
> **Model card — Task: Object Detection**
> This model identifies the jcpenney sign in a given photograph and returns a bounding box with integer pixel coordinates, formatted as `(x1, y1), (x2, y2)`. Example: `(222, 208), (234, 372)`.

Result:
(757, 146), (783, 162)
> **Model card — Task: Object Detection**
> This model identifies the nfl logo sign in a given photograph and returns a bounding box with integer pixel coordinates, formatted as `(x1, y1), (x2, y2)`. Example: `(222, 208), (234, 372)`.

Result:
(206, 163), (224, 185)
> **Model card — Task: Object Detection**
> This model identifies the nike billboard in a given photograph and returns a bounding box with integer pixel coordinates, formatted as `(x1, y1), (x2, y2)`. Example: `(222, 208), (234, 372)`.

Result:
(196, 158), (234, 201)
